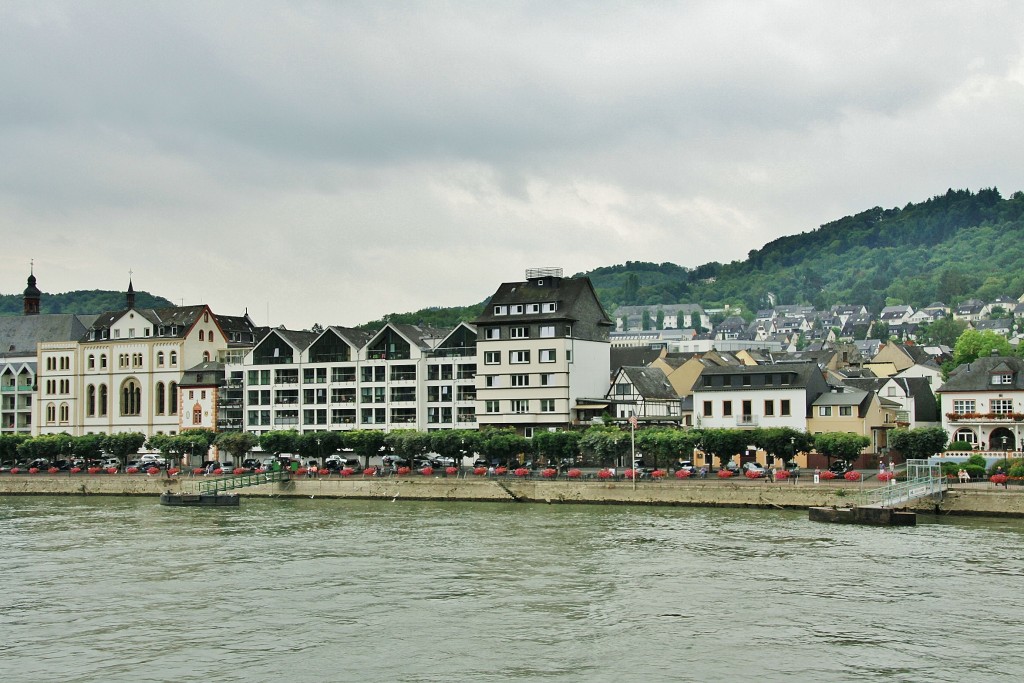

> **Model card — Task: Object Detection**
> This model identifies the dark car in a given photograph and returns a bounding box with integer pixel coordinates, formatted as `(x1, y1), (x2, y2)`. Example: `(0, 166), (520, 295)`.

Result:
(829, 461), (853, 476)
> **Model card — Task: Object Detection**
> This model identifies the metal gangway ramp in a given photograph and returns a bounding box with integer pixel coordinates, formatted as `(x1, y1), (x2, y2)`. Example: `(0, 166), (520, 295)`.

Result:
(857, 459), (945, 509)
(196, 470), (291, 495)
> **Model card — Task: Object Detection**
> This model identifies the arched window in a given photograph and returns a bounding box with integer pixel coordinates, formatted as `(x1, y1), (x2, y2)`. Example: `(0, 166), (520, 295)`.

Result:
(202, 351), (211, 362)
(88, 355), (95, 370)
(100, 354), (107, 369)
(86, 385), (96, 417)
(121, 379), (142, 416)
(59, 403), (69, 422)
(199, 330), (205, 341)
(169, 351), (177, 367)
(953, 429), (978, 446)
(46, 403), (56, 423)
(193, 403), (202, 425)
(156, 382), (165, 415)
(99, 384), (108, 416)
(169, 382), (178, 414)
(157, 352), (164, 367)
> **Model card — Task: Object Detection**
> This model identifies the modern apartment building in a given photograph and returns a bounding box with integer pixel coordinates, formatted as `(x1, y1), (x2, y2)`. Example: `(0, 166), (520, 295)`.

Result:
(473, 268), (613, 435)
(242, 322), (478, 436)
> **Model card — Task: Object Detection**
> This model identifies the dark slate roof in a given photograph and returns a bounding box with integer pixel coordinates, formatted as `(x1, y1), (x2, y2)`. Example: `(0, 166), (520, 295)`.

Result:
(843, 376), (939, 422)
(83, 305), (210, 341)
(618, 366), (678, 399)
(214, 314), (259, 346)
(474, 275), (613, 330)
(938, 355), (1024, 392)
(0, 313), (98, 358)
(390, 323), (452, 350)
(327, 326), (373, 350)
(178, 361), (225, 387)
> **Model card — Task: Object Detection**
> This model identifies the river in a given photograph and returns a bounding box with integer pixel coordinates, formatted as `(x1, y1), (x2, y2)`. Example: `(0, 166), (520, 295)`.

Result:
(1, 496), (1022, 682)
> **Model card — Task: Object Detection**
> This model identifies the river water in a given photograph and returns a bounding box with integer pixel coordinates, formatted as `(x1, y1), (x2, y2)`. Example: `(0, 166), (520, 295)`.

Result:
(1, 496), (1022, 683)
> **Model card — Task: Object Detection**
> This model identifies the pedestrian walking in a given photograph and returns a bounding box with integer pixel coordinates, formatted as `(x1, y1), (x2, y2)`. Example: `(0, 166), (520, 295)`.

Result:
(792, 465), (800, 484)
(767, 466), (775, 483)
(813, 467), (820, 484)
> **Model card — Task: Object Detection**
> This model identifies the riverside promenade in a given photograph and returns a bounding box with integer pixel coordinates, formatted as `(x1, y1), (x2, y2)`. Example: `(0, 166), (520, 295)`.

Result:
(2, 472), (1022, 517)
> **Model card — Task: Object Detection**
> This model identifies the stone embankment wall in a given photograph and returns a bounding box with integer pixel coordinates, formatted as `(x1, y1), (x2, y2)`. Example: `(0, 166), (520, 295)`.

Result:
(2, 474), (1023, 517)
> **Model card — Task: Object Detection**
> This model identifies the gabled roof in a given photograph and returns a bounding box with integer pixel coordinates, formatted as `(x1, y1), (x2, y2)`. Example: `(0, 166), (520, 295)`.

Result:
(475, 274), (613, 327)
(938, 355), (1024, 392)
(613, 366), (678, 400)
(610, 346), (663, 373)
(0, 313), (97, 358)
(325, 326), (373, 350)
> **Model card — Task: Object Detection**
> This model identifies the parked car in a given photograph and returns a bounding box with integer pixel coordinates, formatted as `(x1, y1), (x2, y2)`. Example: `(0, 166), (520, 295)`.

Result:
(742, 462), (766, 477)
(673, 460), (695, 474)
(829, 461), (853, 476)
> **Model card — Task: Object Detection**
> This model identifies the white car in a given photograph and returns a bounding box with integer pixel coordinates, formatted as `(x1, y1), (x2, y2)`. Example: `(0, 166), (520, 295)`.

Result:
(742, 462), (766, 477)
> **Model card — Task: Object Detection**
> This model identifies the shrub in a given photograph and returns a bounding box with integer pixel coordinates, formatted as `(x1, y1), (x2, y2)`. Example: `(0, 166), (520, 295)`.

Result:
(946, 440), (975, 451)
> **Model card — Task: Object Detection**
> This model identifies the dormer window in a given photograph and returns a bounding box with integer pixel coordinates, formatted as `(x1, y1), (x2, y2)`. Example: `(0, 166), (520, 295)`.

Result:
(158, 326), (165, 336)
(542, 302), (557, 313)
(513, 305), (524, 314)
(493, 306), (508, 316)
(992, 373), (1013, 385)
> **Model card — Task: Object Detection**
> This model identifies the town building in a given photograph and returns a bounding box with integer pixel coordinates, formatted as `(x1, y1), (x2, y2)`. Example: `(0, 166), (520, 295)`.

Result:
(936, 353), (1024, 451)
(473, 268), (613, 435)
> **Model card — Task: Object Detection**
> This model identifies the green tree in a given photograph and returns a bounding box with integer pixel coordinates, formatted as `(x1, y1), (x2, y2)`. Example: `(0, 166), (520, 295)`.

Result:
(656, 309), (665, 330)
(689, 312), (702, 332)
(0, 434), (30, 465)
(101, 432), (147, 465)
(259, 430), (300, 457)
(343, 430), (389, 468)
(71, 434), (105, 462)
(531, 430), (581, 467)
(813, 432), (870, 464)
(385, 430), (432, 458)
(430, 430), (480, 466)
(698, 429), (752, 469)
(215, 432), (259, 463)
(918, 317), (967, 347)
(888, 427), (948, 460)
(477, 428), (530, 466)
(641, 310), (653, 331)
(579, 426), (630, 467)
(295, 430), (342, 461)
(952, 329), (1012, 366)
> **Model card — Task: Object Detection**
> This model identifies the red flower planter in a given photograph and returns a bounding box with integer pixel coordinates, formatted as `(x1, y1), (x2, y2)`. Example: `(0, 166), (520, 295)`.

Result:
(597, 469), (612, 479)
(341, 467), (354, 477)
(624, 469), (638, 479)
(168, 468), (180, 476)
(474, 467), (487, 476)
(48, 467), (60, 474)
(148, 467), (160, 475)
(675, 469), (691, 479)
(717, 470), (734, 478)
(877, 471), (895, 482)
(362, 467), (377, 476)
(106, 467), (118, 474)
(127, 467), (140, 474)
(514, 467), (529, 477)
(10, 467), (20, 474)
(193, 467), (205, 475)
(821, 470), (837, 480)
(420, 466), (434, 476)
(232, 467), (245, 475)
(88, 467), (101, 475)
(397, 466), (411, 476)
(70, 466), (82, 474)
(541, 468), (557, 478)
(844, 471), (862, 481)
(213, 468), (225, 476)
(446, 466), (459, 476)
(567, 468), (582, 479)
(495, 467), (508, 475)
(744, 470), (760, 479)
(652, 470), (667, 478)
(775, 470), (790, 480)
(28, 467), (39, 474)
(990, 473), (1009, 485)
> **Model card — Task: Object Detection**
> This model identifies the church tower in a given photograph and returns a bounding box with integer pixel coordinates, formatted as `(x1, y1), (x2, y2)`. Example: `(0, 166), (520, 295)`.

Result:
(126, 277), (136, 310)
(23, 265), (41, 316)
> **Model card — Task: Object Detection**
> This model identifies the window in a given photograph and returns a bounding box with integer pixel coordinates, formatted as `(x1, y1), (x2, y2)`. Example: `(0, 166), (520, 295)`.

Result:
(703, 401), (712, 416)
(540, 399), (555, 413)
(511, 374), (529, 387)
(484, 351), (500, 365)
(540, 373), (555, 386)
(157, 352), (165, 367)
(484, 375), (499, 388)
(510, 327), (528, 339)
(543, 302), (557, 313)
(819, 406), (832, 417)
(510, 350), (530, 364)
(485, 327), (500, 340)
(566, 350), (572, 363)
(169, 351), (177, 366)
(99, 384), (108, 416)
(615, 383), (630, 395)
(156, 382), (165, 415)
(485, 400), (500, 413)
(539, 349), (556, 363)
(100, 354), (107, 369)
(493, 305), (507, 316)
(952, 400), (976, 415)
(121, 380), (142, 416)
(511, 399), (529, 413)
(88, 355), (95, 370)
(991, 399), (1013, 414)
(839, 406), (852, 417)
(992, 373), (1013, 385)
(86, 385), (96, 417)
(199, 330), (205, 341)
(722, 401), (732, 417)
(59, 403), (69, 422)
(539, 325), (555, 338)
(780, 400), (791, 416)
(742, 375), (751, 386)
(512, 304), (524, 314)
(764, 400), (774, 416)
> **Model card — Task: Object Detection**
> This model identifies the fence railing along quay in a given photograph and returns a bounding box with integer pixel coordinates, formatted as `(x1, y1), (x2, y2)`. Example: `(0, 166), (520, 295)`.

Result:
(855, 459), (945, 508)
(197, 470), (291, 495)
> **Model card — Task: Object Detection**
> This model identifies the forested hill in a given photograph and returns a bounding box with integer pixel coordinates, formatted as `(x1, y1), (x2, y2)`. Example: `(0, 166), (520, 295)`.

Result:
(580, 188), (1024, 315)
(0, 290), (173, 316)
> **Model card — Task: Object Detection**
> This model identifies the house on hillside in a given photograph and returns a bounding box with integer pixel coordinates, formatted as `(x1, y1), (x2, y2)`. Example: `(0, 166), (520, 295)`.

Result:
(953, 299), (986, 322)
(843, 376), (940, 429)
(601, 366), (683, 423)
(807, 386), (900, 456)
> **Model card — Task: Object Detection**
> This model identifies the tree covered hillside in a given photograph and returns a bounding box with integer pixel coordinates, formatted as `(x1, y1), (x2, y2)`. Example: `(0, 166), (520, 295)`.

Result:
(580, 188), (1024, 315)
(0, 289), (174, 316)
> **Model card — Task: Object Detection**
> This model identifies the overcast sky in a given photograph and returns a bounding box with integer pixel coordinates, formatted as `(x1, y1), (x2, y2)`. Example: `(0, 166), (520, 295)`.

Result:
(3, 1), (1023, 329)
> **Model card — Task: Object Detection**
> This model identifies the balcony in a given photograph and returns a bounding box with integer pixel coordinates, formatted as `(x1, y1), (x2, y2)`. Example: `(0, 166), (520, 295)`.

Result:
(735, 415), (759, 427)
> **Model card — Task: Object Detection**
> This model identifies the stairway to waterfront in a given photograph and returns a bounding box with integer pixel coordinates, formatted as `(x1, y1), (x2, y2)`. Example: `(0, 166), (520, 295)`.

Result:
(856, 459), (945, 509)
(196, 470), (291, 495)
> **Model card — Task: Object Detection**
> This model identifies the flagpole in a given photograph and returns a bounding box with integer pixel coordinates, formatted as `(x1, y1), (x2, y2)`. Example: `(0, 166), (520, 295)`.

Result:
(630, 413), (637, 490)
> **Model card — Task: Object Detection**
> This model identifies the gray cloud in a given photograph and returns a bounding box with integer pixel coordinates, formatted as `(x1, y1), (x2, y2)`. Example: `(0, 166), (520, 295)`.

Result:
(3, 1), (1024, 327)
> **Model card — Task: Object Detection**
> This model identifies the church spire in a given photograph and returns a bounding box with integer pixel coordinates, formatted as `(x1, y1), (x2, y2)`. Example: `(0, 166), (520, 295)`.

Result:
(126, 272), (136, 310)
(23, 261), (40, 316)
